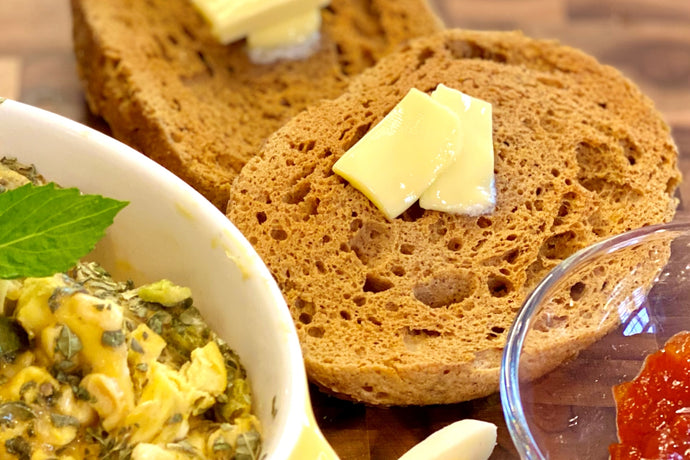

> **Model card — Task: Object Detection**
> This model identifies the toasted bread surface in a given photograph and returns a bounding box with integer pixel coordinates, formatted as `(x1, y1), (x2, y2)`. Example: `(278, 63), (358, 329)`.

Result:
(226, 29), (681, 405)
(70, 0), (443, 209)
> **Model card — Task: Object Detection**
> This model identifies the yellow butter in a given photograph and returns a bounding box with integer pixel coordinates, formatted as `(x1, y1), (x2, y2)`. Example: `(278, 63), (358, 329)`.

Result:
(247, 8), (322, 51)
(398, 419), (496, 460)
(333, 88), (461, 220)
(420, 84), (496, 215)
(191, 0), (328, 45)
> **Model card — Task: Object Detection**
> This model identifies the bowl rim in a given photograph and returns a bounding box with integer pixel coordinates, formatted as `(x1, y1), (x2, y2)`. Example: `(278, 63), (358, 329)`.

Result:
(499, 219), (690, 459)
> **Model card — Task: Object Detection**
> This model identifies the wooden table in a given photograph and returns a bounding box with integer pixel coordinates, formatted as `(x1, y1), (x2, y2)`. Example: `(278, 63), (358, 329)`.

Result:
(1, 1), (689, 458)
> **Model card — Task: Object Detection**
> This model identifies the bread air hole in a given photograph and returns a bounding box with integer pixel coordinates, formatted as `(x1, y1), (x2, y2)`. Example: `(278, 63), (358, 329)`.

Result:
(363, 274), (393, 293)
(282, 181), (311, 205)
(302, 196), (320, 219)
(619, 137), (642, 166)
(400, 244), (415, 255)
(307, 326), (324, 338)
(299, 313), (312, 325)
(349, 221), (391, 265)
(477, 216), (492, 228)
(487, 274), (513, 298)
(298, 139), (316, 153)
(539, 230), (579, 260)
(342, 123), (372, 150)
(413, 271), (476, 308)
(569, 281), (586, 301)
(399, 202), (425, 222)
(444, 39), (507, 63)
(294, 297), (315, 315)
(270, 228), (288, 241)
(447, 237), (463, 251)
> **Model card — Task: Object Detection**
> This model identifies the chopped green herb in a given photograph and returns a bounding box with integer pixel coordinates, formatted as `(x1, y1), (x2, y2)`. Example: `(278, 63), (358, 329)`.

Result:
(48, 285), (86, 313)
(135, 363), (148, 373)
(165, 413), (183, 425)
(146, 311), (171, 335)
(5, 436), (31, 460)
(165, 440), (198, 455)
(54, 359), (76, 372)
(101, 330), (125, 348)
(212, 437), (231, 452)
(50, 413), (81, 428)
(0, 183), (128, 280)
(74, 386), (92, 401)
(130, 338), (144, 354)
(56, 325), (82, 359)
(0, 402), (36, 423)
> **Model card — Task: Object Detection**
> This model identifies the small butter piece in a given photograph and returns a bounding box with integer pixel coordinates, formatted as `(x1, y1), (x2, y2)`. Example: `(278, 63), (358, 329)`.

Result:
(247, 8), (322, 51)
(246, 8), (323, 64)
(419, 84), (496, 215)
(398, 419), (497, 460)
(333, 88), (461, 220)
(191, 0), (328, 45)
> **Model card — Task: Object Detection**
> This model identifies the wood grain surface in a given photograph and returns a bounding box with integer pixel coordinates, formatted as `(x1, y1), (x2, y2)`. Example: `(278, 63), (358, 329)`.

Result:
(1, 1), (689, 458)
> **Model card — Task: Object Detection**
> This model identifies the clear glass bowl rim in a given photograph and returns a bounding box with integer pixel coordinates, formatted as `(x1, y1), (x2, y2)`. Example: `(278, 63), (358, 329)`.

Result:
(499, 219), (690, 459)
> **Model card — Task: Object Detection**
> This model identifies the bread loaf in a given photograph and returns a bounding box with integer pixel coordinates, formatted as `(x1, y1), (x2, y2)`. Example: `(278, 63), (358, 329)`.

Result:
(70, 0), (443, 208)
(226, 29), (681, 405)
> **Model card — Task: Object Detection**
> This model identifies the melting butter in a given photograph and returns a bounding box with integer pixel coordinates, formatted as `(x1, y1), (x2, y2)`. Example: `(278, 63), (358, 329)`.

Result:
(419, 84), (496, 215)
(191, 0), (329, 49)
(247, 8), (322, 51)
(332, 88), (461, 220)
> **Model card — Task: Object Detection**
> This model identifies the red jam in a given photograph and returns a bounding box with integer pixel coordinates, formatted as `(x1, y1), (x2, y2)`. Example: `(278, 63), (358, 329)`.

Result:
(610, 331), (690, 459)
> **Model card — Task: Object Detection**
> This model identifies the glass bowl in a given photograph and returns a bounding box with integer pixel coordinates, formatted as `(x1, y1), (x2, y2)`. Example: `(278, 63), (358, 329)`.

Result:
(500, 220), (690, 459)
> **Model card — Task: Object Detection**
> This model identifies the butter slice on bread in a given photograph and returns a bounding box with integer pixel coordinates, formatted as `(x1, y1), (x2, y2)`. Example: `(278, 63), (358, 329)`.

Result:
(227, 29), (681, 405)
(70, 0), (443, 209)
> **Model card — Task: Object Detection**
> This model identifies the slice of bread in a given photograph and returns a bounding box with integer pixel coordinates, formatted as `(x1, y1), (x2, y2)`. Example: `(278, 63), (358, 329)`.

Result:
(70, 0), (443, 209)
(226, 29), (681, 405)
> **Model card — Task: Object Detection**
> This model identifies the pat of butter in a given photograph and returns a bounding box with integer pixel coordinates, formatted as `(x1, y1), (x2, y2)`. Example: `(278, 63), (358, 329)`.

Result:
(419, 84), (496, 215)
(247, 8), (322, 51)
(419, 85), (495, 215)
(191, 0), (329, 45)
(398, 419), (497, 460)
(332, 88), (461, 220)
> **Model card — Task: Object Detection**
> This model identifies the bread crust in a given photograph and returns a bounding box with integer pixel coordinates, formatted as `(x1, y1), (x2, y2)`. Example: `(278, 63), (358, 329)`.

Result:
(70, 0), (443, 209)
(227, 29), (681, 405)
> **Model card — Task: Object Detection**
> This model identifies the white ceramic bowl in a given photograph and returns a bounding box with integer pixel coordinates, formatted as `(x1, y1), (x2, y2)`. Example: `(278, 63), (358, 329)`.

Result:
(0, 98), (337, 460)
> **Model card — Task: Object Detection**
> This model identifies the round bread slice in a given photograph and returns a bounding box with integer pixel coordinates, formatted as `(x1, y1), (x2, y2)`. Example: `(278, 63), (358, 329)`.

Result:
(71, 0), (443, 209)
(227, 29), (681, 405)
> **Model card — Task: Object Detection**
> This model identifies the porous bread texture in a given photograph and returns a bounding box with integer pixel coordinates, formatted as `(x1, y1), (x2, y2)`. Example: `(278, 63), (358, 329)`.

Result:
(227, 29), (682, 406)
(70, 0), (443, 209)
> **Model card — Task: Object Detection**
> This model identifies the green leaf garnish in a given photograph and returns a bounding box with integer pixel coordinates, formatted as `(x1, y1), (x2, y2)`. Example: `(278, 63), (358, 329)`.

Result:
(0, 183), (128, 279)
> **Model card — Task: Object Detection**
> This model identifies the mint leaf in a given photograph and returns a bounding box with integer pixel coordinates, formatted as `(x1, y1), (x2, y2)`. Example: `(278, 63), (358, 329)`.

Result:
(0, 183), (128, 279)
